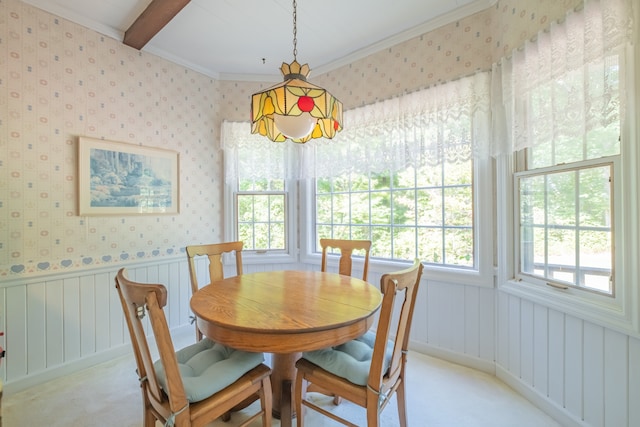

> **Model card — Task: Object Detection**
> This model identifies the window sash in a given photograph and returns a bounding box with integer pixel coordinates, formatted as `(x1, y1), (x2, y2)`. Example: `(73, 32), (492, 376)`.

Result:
(514, 158), (615, 295)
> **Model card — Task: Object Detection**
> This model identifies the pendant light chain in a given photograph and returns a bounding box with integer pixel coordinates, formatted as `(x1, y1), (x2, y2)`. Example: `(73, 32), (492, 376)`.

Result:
(292, 0), (298, 60)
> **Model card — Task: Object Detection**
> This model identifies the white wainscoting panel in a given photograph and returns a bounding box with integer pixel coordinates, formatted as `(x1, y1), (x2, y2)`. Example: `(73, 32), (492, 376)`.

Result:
(496, 289), (640, 427)
(0, 257), (305, 393)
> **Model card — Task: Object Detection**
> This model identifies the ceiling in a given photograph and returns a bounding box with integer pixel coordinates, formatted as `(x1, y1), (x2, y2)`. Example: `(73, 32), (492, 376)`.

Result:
(22, 0), (493, 81)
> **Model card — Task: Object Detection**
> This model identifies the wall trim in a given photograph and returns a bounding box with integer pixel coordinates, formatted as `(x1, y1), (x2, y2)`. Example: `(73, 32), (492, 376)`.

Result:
(410, 340), (496, 376)
(496, 364), (585, 427)
(3, 343), (131, 395)
(3, 324), (194, 396)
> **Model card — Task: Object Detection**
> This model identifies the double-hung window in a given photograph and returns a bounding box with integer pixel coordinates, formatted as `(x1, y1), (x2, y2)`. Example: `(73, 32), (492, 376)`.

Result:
(221, 121), (297, 263)
(314, 144), (475, 266)
(496, 0), (636, 330)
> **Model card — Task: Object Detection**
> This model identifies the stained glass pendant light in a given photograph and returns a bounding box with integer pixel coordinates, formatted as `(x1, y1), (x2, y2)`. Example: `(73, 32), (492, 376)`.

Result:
(251, 0), (343, 143)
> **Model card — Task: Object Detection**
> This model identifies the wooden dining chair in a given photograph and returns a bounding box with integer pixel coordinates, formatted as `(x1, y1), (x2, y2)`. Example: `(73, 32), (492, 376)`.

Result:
(320, 238), (371, 280)
(186, 241), (243, 341)
(313, 238), (373, 404)
(115, 268), (272, 427)
(294, 259), (424, 427)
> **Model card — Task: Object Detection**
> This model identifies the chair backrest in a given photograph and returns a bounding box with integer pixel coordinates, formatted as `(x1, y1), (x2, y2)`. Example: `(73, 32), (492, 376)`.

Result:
(186, 241), (244, 294)
(186, 242), (243, 341)
(368, 259), (423, 391)
(320, 238), (371, 280)
(115, 268), (187, 418)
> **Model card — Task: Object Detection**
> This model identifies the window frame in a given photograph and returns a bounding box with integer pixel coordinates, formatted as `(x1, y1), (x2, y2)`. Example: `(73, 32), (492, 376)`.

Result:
(513, 156), (617, 296)
(299, 152), (495, 287)
(497, 100), (639, 334)
(224, 178), (298, 265)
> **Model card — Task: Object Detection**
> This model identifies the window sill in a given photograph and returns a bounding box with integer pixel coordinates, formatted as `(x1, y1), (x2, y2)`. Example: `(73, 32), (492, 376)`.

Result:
(499, 277), (639, 336)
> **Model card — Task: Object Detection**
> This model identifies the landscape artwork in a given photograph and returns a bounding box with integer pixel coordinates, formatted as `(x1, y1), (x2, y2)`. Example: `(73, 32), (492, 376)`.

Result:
(78, 137), (179, 215)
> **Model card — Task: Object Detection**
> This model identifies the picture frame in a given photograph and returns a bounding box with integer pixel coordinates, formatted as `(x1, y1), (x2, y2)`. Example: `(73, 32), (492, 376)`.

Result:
(78, 137), (180, 215)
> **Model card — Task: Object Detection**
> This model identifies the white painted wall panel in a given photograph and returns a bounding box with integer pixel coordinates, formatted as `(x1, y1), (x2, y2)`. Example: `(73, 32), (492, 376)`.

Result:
(63, 277), (81, 362)
(496, 291), (509, 368)
(478, 287), (494, 361)
(583, 321), (604, 426)
(9, 285), (28, 380)
(630, 336), (640, 427)
(520, 299), (534, 385)
(79, 275), (96, 357)
(449, 284), (466, 354)
(411, 276), (428, 344)
(508, 295), (521, 377)
(94, 272), (111, 352)
(547, 309), (565, 405)
(45, 279), (64, 368)
(532, 304), (548, 395)
(107, 270), (124, 348)
(463, 285), (480, 357)
(25, 282), (45, 375)
(564, 316), (583, 419)
(603, 329), (627, 427)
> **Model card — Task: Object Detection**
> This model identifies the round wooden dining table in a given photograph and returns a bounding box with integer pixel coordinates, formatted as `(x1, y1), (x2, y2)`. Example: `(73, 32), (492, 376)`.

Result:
(189, 270), (382, 427)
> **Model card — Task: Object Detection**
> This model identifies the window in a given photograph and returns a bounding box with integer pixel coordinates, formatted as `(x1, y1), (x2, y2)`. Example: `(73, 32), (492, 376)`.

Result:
(516, 159), (616, 295)
(504, 7), (624, 297)
(315, 155), (474, 267)
(495, 0), (637, 331)
(221, 122), (298, 263)
(236, 178), (287, 251)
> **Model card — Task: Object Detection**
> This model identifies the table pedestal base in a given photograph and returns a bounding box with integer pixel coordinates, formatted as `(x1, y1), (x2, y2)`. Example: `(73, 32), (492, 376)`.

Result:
(271, 352), (301, 427)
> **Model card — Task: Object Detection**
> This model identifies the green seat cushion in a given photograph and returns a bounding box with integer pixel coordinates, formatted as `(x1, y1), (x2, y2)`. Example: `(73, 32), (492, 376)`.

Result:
(301, 331), (393, 386)
(154, 338), (264, 403)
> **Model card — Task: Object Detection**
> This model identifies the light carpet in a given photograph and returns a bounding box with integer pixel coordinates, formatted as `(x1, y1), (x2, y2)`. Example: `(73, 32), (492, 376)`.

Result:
(3, 334), (561, 426)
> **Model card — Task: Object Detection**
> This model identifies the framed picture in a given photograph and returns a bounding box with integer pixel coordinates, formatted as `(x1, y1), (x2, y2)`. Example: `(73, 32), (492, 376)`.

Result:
(78, 137), (179, 215)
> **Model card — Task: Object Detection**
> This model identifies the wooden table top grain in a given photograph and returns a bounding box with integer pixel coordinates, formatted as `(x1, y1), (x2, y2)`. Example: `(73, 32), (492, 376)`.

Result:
(190, 270), (382, 353)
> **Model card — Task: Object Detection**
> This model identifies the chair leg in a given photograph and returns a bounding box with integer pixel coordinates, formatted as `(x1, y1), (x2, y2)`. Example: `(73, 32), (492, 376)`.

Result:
(143, 408), (156, 427)
(294, 373), (305, 427)
(366, 403), (380, 427)
(396, 380), (408, 427)
(261, 377), (273, 426)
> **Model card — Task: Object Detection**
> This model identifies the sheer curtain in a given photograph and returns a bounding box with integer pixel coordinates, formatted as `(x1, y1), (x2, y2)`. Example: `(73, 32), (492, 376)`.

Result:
(222, 71), (492, 183)
(491, 0), (633, 157)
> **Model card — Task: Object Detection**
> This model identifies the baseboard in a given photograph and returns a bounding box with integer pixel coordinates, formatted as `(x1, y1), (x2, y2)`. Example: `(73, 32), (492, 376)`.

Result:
(3, 324), (194, 396)
(3, 344), (131, 395)
(410, 341), (496, 375)
(496, 364), (586, 427)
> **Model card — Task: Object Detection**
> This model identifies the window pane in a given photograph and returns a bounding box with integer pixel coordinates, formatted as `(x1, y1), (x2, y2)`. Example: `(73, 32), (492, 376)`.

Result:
(418, 228), (443, 264)
(316, 194), (332, 223)
(393, 227), (416, 259)
(444, 186), (472, 226)
(372, 226), (392, 258)
(352, 226), (371, 241)
(351, 192), (370, 224)
(393, 190), (416, 226)
(371, 191), (391, 224)
(547, 171), (575, 226)
(517, 164), (613, 293)
(444, 228), (473, 266)
(236, 192), (286, 251)
(332, 194), (350, 224)
(417, 189), (442, 226)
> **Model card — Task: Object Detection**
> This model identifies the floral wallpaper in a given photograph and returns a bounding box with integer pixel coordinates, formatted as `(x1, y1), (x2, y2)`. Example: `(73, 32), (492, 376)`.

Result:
(1, 0), (580, 277)
(1, 0), (223, 277)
